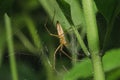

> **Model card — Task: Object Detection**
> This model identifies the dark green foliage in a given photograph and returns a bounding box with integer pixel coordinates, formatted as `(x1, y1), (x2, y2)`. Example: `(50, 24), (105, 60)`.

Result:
(0, 0), (120, 80)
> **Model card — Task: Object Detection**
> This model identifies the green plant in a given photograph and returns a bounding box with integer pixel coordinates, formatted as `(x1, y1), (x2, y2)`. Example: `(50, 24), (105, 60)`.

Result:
(39, 0), (120, 80)
(0, 0), (120, 80)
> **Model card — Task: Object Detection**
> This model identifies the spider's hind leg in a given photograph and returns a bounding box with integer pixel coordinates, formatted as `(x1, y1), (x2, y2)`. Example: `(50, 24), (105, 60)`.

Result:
(60, 45), (72, 60)
(53, 44), (62, 69)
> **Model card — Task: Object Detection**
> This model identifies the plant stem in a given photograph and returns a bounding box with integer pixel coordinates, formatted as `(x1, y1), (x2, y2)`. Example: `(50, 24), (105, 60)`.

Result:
(91, 52), (105, 80)
(72, 26), (90, 57)
(82, 0), (105, 80)
(5, 14), (19, 80)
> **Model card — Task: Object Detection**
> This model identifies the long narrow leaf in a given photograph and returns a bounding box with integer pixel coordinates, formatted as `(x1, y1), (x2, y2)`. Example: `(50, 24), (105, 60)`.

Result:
(5, 14), (18, 80)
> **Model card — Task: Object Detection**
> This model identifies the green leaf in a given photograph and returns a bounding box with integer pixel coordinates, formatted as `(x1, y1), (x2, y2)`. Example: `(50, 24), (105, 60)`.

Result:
(63, 58), (92, 80)
(65, 0), (85, 26)
(63, 49), (120, 80)
(39, 0), (87, 30)
(5, 13), (18, 80)
(103, 49), (120, 72)
(106, 68), (120, 80)
(94, 0), (120, 53)
(94, 0), (120, 22)
(39, 0), (70, 30)
(56, 0), (72, 25)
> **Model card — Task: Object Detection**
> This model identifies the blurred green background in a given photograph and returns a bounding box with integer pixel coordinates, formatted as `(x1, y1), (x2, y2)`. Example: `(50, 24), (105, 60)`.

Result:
(0, 0), (120, 80)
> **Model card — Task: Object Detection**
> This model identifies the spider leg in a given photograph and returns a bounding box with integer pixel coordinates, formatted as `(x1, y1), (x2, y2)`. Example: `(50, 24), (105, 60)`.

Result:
(60, 45), (72, 60)
(44, 25), (59, 38)
(61, 48), (83, 62)
(53, 44), (62, 69)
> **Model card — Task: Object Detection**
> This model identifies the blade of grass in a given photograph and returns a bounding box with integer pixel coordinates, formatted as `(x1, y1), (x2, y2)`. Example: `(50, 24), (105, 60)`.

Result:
(15, 29), (37, 54)
(72, 26), (90, 57)
(5, 14), (18, 80)
(24, 15), (42, 50)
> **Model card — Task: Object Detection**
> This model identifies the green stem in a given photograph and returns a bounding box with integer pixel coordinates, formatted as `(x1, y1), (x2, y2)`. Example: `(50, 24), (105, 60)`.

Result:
(82, 0), (105, 80)
(70, 33), (78, 65)
(5, 14), (19, 80)
(91, 53), (105, 80)
(72, 26), (90, 57)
